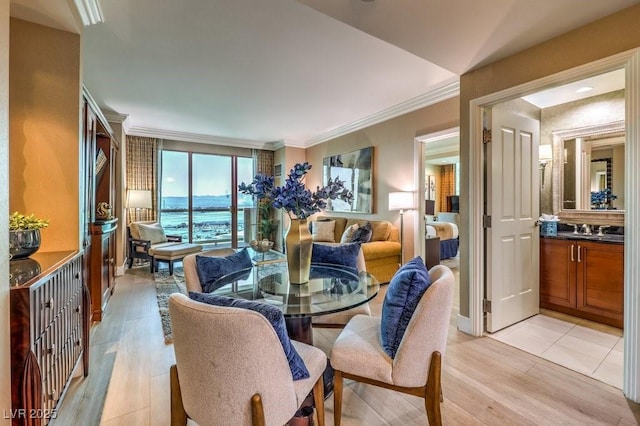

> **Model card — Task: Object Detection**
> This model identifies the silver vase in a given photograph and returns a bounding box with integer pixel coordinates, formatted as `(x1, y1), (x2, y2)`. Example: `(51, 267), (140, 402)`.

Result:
(9, 229), (42, 259)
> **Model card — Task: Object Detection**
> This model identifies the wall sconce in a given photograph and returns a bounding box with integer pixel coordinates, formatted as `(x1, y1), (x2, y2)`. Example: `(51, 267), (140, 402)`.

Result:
(389, 191), (415, 264)
(539, 145), (553, 189)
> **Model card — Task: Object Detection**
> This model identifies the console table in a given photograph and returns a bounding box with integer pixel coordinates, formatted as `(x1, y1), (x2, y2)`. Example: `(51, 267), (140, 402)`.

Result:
(10, 251), (90, 426)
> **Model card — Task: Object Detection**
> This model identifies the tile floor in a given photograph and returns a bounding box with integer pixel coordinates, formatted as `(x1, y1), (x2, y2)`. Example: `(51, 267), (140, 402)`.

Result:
(487, 309), (624, 389)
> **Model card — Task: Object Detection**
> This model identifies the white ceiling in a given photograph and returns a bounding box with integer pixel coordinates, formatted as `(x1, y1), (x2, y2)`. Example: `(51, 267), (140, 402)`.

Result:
(9, 0), (639, 148)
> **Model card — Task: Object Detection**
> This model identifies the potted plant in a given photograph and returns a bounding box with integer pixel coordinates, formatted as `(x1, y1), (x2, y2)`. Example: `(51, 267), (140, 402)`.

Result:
(9, 212), (49, 259)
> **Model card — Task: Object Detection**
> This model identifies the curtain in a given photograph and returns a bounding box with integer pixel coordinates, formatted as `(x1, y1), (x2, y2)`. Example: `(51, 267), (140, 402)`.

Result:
(255, 149), (274, 176)
(440, 164), (456, 212)
(126, 136), (158, 223)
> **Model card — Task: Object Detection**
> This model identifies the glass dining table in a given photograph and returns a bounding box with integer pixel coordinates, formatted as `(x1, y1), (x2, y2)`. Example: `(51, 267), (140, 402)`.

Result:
(210, 262), (380, 345)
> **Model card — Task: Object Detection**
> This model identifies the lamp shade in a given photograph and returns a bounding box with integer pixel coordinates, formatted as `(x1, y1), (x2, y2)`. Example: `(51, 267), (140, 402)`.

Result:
(388, 191), (414, 211)
(539, 145), (553, 162)
(126, 190), (152, 209)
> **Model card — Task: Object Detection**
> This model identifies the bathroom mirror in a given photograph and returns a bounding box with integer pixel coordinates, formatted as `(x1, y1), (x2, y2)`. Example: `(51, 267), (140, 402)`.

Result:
(551, 120), (625, 221)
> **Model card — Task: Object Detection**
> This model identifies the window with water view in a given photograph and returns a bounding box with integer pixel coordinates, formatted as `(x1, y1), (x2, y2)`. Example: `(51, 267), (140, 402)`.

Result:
(159, 151), (255, 248)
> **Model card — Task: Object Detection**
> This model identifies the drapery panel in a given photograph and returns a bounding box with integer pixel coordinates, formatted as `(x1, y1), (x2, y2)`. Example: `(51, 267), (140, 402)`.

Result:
(126, 136), (158, 223)
(439, 164), (456, 212)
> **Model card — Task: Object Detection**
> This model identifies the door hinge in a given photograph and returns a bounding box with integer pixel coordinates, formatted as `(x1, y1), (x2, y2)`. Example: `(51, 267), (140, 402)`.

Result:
(483, 215), (492, 228)
(483, 128), (491, 144)
(483, 299), (492, 313)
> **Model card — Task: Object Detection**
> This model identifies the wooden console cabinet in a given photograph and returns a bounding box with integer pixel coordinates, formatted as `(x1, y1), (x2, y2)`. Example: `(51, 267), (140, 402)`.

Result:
(10, 251), (89, 426)
(540, 237), (623, 328)
(83, 92), (119, 322)
(89, 219), (118, 321)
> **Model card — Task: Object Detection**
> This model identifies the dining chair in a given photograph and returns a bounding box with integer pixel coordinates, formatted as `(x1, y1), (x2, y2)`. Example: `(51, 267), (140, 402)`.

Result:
(168, 293), (327, 426)
(183, 248), (236, 293)
(330, 264), (454, 426)
(311, 242), (372, 328)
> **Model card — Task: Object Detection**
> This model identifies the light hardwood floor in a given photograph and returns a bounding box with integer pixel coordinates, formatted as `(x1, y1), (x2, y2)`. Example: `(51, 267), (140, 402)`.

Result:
(54, 265), (640, 425)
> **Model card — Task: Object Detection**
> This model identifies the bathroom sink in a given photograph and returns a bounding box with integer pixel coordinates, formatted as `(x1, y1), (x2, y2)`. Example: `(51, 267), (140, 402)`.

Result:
(555, 231), (624, 243)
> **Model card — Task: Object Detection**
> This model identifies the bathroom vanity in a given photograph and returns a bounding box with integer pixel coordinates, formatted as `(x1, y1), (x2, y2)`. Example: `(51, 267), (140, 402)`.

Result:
(539, 232), (623, 328)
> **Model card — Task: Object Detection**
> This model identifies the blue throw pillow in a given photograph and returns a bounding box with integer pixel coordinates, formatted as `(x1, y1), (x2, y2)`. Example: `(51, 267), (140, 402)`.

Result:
(380, 256), (432, 358)
(310, 243), (360, 274)
(195, 248), (253, 293)
(350, 222), (372, 243)
(188, 292), (310, 381)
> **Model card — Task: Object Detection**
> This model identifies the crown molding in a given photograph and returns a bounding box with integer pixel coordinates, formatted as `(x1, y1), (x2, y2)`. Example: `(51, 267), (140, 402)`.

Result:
(302, 79), (460, 147)
(125, 126), (280, 150)
(73, 0), (104, 26)
(103, 112), (129, 125)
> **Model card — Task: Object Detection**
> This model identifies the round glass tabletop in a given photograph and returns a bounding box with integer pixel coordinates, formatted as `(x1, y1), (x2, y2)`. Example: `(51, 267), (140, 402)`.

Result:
(210, 262), (379, 318)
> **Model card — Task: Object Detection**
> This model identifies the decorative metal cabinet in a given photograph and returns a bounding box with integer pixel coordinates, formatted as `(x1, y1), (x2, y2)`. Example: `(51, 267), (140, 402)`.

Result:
(10, 251), (90, 426)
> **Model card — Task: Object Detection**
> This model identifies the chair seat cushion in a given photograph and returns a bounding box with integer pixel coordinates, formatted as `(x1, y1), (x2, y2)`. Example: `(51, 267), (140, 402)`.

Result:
(195, 248), (253, 293)
(380, 256), (432, 358)
(330, 314), (393, 384)
(290, 341), (328, 404)
(188, 292), (310, 380)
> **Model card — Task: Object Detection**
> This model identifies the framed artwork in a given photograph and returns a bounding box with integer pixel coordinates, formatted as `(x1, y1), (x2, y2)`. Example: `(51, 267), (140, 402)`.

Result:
(427, 175), (436, 201)
(323, 146), (373, 213)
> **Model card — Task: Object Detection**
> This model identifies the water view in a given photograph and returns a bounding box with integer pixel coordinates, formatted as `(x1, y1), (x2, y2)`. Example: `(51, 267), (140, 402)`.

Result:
(159, 194), (255, 246)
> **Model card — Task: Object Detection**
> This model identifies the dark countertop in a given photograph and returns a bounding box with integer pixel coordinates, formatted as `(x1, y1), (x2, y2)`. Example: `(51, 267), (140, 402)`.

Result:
(9, 250), (77, 288)
(542, 231), (624, 245)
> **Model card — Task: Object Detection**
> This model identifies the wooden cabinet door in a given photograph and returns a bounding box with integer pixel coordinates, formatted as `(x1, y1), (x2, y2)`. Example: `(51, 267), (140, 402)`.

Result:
(576, 241), (624, 325)
(540, 238), (576, 308)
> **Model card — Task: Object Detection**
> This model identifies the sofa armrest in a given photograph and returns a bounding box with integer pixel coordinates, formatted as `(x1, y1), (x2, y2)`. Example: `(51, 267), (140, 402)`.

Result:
(166, 235), (183, 242)
(129, 238), (151, 250)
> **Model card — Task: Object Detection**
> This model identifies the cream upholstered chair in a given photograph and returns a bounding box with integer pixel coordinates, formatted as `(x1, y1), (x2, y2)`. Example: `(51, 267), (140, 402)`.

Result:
(330, 265), (455, 426)
(183, 248), (236, 293)
(311, 243), (372, 328)
(168, 293), (327, 426)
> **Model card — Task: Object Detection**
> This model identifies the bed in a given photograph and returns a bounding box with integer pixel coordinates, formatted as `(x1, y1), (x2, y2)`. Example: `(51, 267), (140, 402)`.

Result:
(426, 213), (460, 260)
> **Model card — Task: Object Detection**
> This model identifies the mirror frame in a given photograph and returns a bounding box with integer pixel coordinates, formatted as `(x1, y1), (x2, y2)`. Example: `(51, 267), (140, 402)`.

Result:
(551, 120), (625, 226)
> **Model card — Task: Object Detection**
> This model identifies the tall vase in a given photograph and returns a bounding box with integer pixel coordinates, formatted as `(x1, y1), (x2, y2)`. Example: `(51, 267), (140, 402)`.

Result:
(285, 218), (312, 284)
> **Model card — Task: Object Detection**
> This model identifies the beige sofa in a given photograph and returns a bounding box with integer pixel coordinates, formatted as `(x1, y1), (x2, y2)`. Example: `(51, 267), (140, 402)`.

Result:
(310, 217), (401, 283)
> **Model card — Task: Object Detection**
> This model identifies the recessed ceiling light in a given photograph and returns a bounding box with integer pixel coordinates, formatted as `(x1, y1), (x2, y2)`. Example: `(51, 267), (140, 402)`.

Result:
(576, 86), (593, 93)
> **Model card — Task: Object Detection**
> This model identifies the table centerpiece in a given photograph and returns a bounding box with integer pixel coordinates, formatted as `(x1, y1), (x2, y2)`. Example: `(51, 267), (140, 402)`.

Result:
(239, 162), (352, 284)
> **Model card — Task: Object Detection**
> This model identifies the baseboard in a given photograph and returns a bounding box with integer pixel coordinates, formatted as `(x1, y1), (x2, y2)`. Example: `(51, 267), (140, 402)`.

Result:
(457, 314), (473, 335)
(116, 262), (127, 276)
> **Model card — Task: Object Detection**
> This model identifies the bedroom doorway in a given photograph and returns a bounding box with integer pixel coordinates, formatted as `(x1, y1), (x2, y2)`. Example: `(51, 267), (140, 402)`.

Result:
(417, 128), (461, 311)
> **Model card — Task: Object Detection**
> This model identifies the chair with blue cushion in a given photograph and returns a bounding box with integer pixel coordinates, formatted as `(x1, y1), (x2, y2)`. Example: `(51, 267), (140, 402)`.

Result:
(330, 263), (455, 426)
(168, 293), (327, 426)
(310, 242), (372, 328)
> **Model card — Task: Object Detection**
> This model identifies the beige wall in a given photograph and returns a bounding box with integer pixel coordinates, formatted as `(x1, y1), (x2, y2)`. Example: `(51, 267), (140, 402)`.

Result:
(1, 0), (10, 422)
(459, 4), (640, 317)
(305, 97), (459, 261)
(9, 18), (81, 252)
(109, 119), (127, 274)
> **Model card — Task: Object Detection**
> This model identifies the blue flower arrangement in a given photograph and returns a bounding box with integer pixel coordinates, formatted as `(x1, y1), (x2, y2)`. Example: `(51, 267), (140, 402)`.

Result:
(591, 188), (617, 208)
(239, 162), (353, 219)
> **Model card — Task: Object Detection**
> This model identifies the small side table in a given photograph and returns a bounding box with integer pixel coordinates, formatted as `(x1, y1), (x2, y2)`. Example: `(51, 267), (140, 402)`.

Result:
(425, 236), (440, 270)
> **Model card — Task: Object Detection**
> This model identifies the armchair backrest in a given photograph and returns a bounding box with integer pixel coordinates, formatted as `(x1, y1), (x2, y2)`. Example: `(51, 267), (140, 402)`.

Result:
(182, 248), (236, 293)
(128, 220), (157, 240)
(391, 265), (454, 387)
(169, 293), (299, 425)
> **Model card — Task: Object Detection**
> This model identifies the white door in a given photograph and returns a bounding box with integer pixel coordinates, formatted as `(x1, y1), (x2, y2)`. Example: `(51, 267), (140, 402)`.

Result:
(486, 109), (540, 333)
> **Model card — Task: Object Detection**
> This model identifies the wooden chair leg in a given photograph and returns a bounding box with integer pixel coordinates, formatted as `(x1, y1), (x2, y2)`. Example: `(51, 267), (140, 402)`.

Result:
(170, 365), (187, 426)
(425, 352), (442, 426)
(251, 394), (266, 426)
(313, 374), (325, 426)
(333, 370), (343, 426)
(169, 260), (174, 275)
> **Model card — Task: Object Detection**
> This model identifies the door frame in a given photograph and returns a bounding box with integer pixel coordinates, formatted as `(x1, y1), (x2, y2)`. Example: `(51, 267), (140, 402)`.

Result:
(467, 49), (640, 401)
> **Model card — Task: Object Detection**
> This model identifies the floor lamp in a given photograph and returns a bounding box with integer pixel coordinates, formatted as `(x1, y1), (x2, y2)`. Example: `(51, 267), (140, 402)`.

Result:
(389, 191), (415, 265)
(126, 189), (152, 222)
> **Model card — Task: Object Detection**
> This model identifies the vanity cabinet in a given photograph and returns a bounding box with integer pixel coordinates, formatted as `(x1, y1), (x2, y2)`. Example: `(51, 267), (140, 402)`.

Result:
(540, 237), (623, 328)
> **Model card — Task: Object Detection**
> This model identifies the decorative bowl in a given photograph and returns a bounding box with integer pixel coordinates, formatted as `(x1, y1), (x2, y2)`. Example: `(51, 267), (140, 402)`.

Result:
(250, 239), (274, 253)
